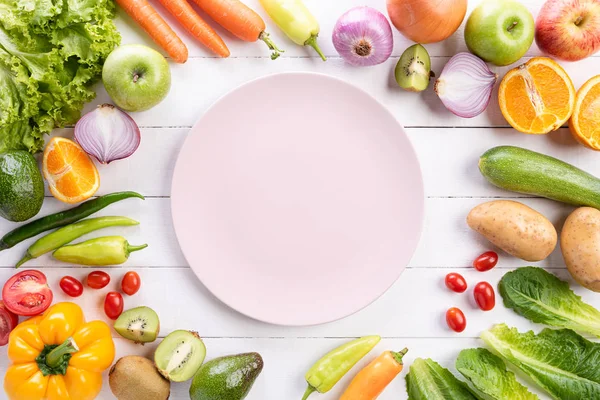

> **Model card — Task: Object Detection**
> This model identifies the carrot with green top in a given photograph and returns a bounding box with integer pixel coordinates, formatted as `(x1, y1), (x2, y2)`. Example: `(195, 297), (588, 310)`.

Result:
(116, 0), (189, 63)
(157, 0), (230, 57)
(191, 0), (284, 59)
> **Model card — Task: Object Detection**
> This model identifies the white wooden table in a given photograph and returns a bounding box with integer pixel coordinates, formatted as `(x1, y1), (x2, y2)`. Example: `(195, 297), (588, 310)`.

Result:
(2, 0), (599, 398)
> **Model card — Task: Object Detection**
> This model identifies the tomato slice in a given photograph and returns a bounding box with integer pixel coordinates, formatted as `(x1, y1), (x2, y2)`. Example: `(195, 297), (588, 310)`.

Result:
(0, 307), (16, 346)
(0, 300), (18, 329)
(2, 270), (53, 316)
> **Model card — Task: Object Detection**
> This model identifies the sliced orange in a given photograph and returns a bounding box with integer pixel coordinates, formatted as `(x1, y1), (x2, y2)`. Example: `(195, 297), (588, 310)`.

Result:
(499, 57), (575, 134)
(570, 75), (600, 150)
(43, 137), (100, 204)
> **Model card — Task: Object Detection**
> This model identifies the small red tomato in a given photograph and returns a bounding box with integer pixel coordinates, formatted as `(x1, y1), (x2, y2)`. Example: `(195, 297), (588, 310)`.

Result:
(104, 292), (124, 320)
(2, 270), (53, 316)
(446, 307), (467, 333)
(445, 273), (468, 293)
(121, 271), (141, 296)
(87, 271), (110, 289)
(473, 251), (498, 272)
(59, 276), (83, 297)
(474, 281), (496, 311)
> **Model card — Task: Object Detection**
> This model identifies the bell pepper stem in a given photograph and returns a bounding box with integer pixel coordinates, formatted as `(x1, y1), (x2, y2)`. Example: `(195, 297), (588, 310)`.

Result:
(391, 347), (409, 365)
(301, 385), (316, 400)
(46, 337), (79, 368)
(15, 254), (32, 268)
(305, 35), (326, 61)
(127, 243), (148, 253)
(259, 31), (284, 60)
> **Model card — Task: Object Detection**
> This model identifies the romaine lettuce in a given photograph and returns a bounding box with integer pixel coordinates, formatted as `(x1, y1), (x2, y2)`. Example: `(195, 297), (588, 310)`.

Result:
(406, 358), (477, 400)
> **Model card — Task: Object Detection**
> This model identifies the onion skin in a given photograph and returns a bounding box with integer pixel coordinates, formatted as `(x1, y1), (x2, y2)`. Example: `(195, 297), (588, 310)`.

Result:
(387, 0), (467, 43)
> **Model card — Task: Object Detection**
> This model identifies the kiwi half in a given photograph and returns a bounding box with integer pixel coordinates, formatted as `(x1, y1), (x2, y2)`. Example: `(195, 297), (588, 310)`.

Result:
(109, 356), (170, 400)
(114, 306), (160, 343)
(395, 44), (432, 92)
(154, 330), (206, 382)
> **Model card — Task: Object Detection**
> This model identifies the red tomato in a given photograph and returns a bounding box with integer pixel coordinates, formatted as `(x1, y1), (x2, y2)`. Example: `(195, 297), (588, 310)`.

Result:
(1, 270), (53, 316)
(87, 271), (110, 289)
(104, 292), (124, 320)
(445, 273), (468, 293)
(121, 271), (141, 296)
(474, 282), (496, 311)
(473, 251), (498, 272)
(0, 300), (19, 329)
(0, 305), (18, 346)
(446, 307), (467, 332)
(59, 276), (83, 297)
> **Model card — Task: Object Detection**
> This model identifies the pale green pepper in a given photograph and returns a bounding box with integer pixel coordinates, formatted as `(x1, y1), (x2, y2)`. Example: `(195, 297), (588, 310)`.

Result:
(259, 0), (326, 61)
(53, 236), (147, 266)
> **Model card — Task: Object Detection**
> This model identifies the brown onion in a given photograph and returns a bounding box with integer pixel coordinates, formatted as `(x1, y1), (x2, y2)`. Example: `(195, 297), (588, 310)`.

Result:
(386, 0), (467, 43)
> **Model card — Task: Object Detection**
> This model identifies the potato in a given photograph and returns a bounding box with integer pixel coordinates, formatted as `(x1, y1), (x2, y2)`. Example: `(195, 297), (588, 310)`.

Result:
(467, 200), (557, 262)
(561, 207), (600, 292)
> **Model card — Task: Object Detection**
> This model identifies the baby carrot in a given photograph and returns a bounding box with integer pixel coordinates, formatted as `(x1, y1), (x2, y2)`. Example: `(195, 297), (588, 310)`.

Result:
(116, 0), (189, 63)
(340, 348), (408, 400)
(157, 0), (230, 57)
(191, 0), (283, 59)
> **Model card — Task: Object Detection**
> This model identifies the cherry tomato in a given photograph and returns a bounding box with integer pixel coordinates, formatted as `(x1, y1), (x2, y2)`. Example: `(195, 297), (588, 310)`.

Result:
(1, 270), (53, 316)
(87, 271), (110, 289)
(445, 273), (468, 293)
(474, 281), (496, 311)
(104, 292), (124, 320)
(0, 302), (18, 346)
(446, 307), (467, 333)
(0, 300), (19, 329)
(121, 271), (141, 296)
(473, 251), (498, 272)
(59, 276), (83, 297)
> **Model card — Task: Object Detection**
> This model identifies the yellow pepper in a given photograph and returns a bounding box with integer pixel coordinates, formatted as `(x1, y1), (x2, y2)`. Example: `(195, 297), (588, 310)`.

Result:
(4, 302), (115, 400)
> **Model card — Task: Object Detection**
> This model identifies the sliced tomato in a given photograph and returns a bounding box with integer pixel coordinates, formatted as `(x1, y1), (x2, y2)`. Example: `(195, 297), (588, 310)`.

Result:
(0, 307), (15, 346)
(2, 270), (53, 316)
(0, 300), (18, 328)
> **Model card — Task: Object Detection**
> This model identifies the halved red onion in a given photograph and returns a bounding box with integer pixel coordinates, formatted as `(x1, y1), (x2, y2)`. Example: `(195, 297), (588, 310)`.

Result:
(434, 53), (498, 118)
(74, 104), (141, 164)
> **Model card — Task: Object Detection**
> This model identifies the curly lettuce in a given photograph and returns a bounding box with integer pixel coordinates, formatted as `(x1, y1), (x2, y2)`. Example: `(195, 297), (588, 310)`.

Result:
(0, 0), (120, 153)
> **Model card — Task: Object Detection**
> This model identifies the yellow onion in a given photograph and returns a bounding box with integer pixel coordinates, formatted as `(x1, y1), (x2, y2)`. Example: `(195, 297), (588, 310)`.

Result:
(386, 0), (467, 43)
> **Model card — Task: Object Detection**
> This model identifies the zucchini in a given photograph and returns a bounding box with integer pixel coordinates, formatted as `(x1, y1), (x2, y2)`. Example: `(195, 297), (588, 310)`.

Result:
(479, 146), (600, 208)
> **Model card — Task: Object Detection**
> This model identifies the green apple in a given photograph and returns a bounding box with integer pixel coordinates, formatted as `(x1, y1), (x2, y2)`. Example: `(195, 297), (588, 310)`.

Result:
(464, 0), (534, 66)
(102, 44), (171, 112)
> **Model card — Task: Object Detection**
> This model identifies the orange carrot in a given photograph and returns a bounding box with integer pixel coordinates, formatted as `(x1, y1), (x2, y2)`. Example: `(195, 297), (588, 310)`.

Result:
(191, 0), (283, 59)
(116, 0), (189, 63)
(158, 0), (230, 57)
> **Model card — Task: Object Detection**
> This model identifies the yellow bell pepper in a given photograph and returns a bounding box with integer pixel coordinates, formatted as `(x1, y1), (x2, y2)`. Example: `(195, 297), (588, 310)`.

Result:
(3, 302), (115, 400)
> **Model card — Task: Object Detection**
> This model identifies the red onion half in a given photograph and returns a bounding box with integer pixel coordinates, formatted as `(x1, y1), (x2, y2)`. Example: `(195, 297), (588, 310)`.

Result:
(332, 6), (394, 67)
(74, 104), (141, 164)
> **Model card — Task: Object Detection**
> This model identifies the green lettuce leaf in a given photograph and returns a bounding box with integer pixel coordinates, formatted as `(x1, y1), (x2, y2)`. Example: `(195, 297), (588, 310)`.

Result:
(406, 358), (478, 400)
(499, 267), (600, 337)
(481, 324), (600, 400)
(456, 348), (539, 400)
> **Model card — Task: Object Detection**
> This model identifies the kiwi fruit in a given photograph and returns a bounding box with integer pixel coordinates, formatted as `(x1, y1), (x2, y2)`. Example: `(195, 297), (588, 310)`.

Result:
(114, 306), (160, 343)
(154, 330), (206, 382)
(109, 356), (170, 400)
(395, 44), (432, 92)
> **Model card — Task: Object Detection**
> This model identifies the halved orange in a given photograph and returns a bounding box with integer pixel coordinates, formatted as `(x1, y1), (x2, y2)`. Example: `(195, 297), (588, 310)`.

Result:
(570, 75), (600, 150)
(43, 137), (100, 204)
(499, 57), (575, 134)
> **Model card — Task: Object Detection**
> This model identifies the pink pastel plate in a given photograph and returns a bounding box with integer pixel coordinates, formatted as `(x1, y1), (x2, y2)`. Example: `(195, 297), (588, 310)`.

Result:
(171, 73), (424, 326)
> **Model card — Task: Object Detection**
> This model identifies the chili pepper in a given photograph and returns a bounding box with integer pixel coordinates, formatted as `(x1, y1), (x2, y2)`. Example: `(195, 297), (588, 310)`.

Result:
(53, 236), (148, 266)
(259, 0), (326, 61)
(0, 191), (144, 251)
(340, 348), (408, 400)
(15, 216), (140, 268)
(302, 335), (380, 400)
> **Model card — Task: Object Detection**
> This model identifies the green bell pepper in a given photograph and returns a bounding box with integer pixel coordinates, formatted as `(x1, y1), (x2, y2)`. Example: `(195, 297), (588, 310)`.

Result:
(53, 236), (147, 266)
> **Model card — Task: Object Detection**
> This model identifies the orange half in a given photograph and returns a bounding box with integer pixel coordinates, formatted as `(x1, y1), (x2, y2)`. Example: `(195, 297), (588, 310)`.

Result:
(499, 57), (575, 134)
(43, 137), (100, 204)
(570, 75), (600, 150)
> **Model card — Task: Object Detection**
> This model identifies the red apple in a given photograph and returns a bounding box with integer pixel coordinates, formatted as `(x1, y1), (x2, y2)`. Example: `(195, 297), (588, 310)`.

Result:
(535, 0), (600, 61)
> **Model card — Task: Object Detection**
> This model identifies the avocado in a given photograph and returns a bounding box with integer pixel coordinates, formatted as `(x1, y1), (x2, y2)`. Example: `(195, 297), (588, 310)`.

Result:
(189, 353), (263, 400)
(0, 151), (44, 222)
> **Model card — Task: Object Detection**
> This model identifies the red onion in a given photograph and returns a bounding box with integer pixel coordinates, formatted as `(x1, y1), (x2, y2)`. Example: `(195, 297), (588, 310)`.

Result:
(434, 53), (498, 118)
(74, 104), (141, 164)
(332, 6), (393, 67)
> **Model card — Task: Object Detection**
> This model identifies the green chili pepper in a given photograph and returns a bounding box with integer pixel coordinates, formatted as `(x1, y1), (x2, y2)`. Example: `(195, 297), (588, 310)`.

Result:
(0, 191), (144, 251)
(53, 236), (148, 266)
(259, 0), (326, 61)
(15, 216), (140, 268)
(302, 335), (381, 400)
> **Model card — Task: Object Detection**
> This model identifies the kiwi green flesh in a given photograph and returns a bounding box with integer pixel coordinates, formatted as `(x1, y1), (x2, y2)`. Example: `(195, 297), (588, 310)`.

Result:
(155, 330), (206, 382)
(109, 356), (170, 400)
(395, 44), (431, 92)
(114, 306), (160, 343)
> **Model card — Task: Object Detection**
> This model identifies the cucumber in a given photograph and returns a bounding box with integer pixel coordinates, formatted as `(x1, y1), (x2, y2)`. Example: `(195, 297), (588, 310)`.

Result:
(479, 146), (600, 208)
